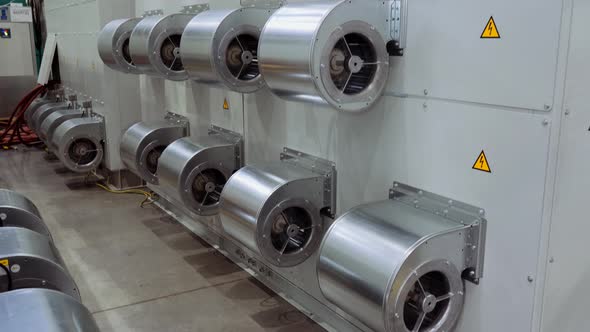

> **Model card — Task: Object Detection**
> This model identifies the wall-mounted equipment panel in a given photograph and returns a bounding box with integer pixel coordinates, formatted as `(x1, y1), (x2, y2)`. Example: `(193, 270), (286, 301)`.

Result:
(0, 227), (80, 300)
(220, 148), (336, 267)
(158, 126), (243, 216)
(130, 14), (200, 81)
(98, 18), (143, 74)
(318, 182), (486, 332)
(0, 289), (99, 332)
(121, 115), (189, 185)
(0, 189), (51, 239)
(181, 7), (273, 93)
(259, 0), (390, 112)
(51, 117), (104, 173)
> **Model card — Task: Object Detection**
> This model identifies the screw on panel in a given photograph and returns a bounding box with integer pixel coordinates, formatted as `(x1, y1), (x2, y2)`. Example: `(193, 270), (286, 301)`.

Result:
(542, 119), (550, 126)
(527, 276), (534, 283)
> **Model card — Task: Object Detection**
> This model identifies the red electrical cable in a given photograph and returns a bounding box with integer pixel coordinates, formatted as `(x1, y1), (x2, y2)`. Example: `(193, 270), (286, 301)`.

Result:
(0, 85), (47, 147)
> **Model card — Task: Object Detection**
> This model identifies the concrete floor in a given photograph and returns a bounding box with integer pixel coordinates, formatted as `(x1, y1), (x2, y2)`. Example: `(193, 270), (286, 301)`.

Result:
(0, 148), (324, 332)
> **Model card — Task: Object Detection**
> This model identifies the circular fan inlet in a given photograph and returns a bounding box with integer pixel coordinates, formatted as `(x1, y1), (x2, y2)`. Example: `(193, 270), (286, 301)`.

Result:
(329, 33), (378, 95)
(68, 139), (99, 167)
(122, 37), (134, 66)
(270, 207), (313, 256)
(225, 34), (260, 82)
(191, 168), (227, 208)
(403, 272), (453, 332)
(145, 145), (166, 175)
(160, 34), (183, 72)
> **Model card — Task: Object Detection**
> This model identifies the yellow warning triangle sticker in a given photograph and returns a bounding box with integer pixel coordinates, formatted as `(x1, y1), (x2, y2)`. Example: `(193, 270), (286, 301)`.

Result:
(223, 99), (230, 110)
(472, 150), (491, 173)
(481, 16), (500, 39)
(0, 259), (8, 268)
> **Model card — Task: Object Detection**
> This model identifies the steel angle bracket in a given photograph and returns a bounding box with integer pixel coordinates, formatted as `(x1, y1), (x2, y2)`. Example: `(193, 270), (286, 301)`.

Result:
(208, 125), (244, 168)
(388, 0), (408, 56)
(389, 182), (487, 284)
(180, 3), (210, 15)
(241, 0), (284, 9)
(280, 148), (336, 218)
(165, 112), (190, 133)
(143, 9), (163, 18)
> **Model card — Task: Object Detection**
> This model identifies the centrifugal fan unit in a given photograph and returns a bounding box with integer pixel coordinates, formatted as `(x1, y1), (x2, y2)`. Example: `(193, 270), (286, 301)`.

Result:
(121, 116), (189, 185)
(181, 7), (273, 93)
(0, 227), (80, 300)
(24, 86), (64, 126)
(0, 289), (99, 332)
(29, 94), (78, 134)
(129, 13), (203, 81)
(219, 148), (336, 267)
(51, 117), (104, 173)
(158, 126), (243, 216)
(98, 18), (143, 74)
(38, 107), (85, 145)
(0, 189), (51, 239)
(259, 0), (390, 112)
(317, 182), (487, 332)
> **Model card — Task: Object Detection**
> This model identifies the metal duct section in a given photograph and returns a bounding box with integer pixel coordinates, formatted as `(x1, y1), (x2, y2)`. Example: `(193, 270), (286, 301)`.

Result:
(318, 183), (487, 332)
(129, 14), (194, 81)
(219, 148), (336, 267)
(0, 289), (99, 332)
(0, 227), (80, 301)
(259, 0), (390, 112)
(120, 118), (189, 185)
(51, 117), (104, 173)
(38, 108), (85, 145)
(97, 18), (143, 74)
(158, 127), (243, 216)
(0, 189), (51, 239)
(181, 8), (272, 93)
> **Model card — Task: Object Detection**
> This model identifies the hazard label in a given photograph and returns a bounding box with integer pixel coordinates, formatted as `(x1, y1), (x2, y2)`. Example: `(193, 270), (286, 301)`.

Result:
(223, 99), (230, 110)
(472, 151), (491, 173)
(481, 16), (501, 39)
(0, 259), (8, 268)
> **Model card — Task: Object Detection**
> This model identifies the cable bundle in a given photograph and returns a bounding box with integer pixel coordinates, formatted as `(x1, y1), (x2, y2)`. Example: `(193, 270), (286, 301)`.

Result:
(0, 84), (47, 148)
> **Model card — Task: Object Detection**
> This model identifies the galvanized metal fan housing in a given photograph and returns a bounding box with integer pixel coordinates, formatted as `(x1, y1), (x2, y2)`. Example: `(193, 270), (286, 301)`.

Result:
(0, 189), (51, 239)
(129, 14), (194, 81)
(38, 108), (84, 146)
(259, 0), (390, 112)
(98, 18), (143, 74)
(181, 8), (272, 93)
(51, 117), (104, 173)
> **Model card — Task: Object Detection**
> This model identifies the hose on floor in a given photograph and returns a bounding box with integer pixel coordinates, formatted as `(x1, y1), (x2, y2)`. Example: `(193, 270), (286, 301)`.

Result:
(0, 84), (47, 148)
(95, 182), (157, 208)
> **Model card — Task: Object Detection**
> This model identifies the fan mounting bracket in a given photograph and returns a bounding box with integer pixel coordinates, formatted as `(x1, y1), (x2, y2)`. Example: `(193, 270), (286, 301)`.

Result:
(208, 125), (244, 168)
(143, 9), (163, 18)
(389, 0), (408, 54)
(180, 3), (209, 15)
(280, 148), (336, 218)
(240, 0), (284, 9)
(164, 112), (190, 134)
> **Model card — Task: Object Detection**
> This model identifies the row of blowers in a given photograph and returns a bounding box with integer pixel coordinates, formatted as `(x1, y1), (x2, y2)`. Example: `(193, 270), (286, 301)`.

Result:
(24, 86), (105, 173)
(0, 189), (99, 331)
(98, 1), (390, 112)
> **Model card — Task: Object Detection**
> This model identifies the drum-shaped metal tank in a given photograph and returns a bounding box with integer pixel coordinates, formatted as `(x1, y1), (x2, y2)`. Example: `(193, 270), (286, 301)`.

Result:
(181, 8), (272, 93)
(129, 14), (195, 80)
(158, 127), (243, 216)
(0, 189), (51, 239)
(219, 149), (336, 267)
(51, 117), (104, 173)
(317, 183), (487, 332)
(0, 289), (99, 332)
(98, 18), (143, 74)
(120, 120), (188, 185)
(0, 227), (80, 301)
(259, 0), (390, 112)
(38, 108), (85, 145)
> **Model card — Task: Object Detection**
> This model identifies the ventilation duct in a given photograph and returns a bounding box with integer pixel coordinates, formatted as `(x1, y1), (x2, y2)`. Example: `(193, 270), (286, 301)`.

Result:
(219, 148), (336, 267)
(259, 0), (390, 112)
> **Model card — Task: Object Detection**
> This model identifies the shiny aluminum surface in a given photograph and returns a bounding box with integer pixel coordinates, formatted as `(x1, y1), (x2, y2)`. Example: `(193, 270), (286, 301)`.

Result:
(259, 0), (389, 112)
(129, 14), (194, 80)
(0, 189), (51, 239)
(0, 227), (80, 300)
(120, 121), (188, 185)
(318, 200), (466, 332)
(158, 135), (240, 216)
(0, 289), (99, 332)
(51, 117), (104, 173)
(29, 102), (69, 134)
(38, 108), (84, 145)
(98, 18), (142, 74)
(219, 162), (325, 267)
(181, 8), (272, 93)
